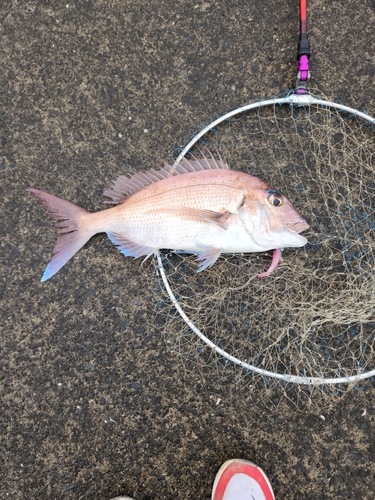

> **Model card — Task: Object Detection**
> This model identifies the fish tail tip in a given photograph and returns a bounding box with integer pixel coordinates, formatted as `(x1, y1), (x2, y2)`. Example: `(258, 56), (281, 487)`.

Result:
(41, 265), (54, 282)
(40, 273), (49, 283)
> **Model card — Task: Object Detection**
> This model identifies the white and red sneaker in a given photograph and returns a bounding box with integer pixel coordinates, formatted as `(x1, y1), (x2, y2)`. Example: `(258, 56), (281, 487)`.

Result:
(212, 459), (275, 500)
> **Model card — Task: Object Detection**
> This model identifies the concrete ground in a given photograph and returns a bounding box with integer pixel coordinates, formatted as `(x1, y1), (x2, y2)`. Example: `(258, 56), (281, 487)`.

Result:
(1, 1), (375, 498)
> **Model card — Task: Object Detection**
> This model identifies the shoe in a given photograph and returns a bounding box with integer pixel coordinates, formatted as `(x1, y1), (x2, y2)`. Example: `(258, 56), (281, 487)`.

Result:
(212, 459), (275, 500)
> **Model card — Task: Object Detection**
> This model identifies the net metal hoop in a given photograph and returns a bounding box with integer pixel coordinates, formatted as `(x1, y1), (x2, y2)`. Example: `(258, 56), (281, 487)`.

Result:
(157, 93), (375, 386)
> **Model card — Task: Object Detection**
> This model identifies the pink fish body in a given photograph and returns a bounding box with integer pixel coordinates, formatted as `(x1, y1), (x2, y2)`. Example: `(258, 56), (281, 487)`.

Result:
(27, 151), (309, 281)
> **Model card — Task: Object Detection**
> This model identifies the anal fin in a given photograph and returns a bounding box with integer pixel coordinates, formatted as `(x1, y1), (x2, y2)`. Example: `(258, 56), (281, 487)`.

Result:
(107, 232), (157, 261)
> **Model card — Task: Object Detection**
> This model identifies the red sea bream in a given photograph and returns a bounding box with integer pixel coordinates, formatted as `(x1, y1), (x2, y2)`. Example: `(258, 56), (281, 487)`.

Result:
(27, 151), (309, 281)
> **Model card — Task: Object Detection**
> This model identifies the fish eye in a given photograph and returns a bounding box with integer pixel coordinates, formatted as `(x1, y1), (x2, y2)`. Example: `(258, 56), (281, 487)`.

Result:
(267, 191), (283, 207)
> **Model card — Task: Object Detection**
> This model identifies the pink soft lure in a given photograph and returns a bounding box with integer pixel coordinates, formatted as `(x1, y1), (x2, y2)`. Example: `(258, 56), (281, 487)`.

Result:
(27, 150), (309, 282)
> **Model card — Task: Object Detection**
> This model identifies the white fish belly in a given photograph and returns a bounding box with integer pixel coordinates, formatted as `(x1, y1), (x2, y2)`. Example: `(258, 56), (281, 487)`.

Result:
(120, 213), (272, 254)
(198, 220), (274, 253)
(123, 214), (208, 251)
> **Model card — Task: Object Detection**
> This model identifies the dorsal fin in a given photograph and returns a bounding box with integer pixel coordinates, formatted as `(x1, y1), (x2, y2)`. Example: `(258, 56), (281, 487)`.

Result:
(103, 149), (229, 205)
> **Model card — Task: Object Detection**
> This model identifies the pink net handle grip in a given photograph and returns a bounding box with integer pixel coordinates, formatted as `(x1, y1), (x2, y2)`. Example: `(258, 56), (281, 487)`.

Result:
(298, 54), (310, 81)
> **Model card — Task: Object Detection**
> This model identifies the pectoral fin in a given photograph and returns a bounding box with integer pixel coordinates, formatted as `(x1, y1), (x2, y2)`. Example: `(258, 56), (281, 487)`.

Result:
(161, 207), (231, 230)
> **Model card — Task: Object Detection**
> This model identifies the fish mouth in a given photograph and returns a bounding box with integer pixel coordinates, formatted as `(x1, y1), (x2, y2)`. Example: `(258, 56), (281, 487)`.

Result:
(285, 219), (310, 233)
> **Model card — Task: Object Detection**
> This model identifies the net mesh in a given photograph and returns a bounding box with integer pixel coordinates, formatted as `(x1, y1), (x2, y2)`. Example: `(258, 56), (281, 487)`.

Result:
(150, 93), (375, 401)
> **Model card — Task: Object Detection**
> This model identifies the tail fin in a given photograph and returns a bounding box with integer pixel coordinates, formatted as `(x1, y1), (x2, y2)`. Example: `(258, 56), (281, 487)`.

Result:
(26, 188), (93, 281)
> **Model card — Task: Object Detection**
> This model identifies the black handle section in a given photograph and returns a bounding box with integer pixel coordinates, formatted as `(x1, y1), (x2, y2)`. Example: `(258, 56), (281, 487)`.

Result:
(297, 33), (311, 58)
